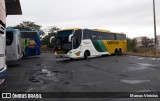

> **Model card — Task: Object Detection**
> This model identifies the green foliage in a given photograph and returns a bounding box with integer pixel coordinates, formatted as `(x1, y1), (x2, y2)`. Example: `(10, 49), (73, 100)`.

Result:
(127, 38), (137, 52)
(10, 21), (45, 35)
(41, 26), (60, 48)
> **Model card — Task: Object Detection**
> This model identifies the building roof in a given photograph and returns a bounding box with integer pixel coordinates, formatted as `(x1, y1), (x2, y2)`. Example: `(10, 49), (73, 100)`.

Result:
(5, 0), (22, 15)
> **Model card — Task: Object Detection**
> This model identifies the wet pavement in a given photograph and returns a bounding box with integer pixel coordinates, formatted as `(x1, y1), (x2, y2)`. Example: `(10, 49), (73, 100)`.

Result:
(0, 53), (160, 101)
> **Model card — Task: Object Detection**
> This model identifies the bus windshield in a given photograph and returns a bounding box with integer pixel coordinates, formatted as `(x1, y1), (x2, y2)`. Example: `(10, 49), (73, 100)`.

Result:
(21, 32), (37, 38)
(20, 31), (41, 57)
(56, 30), (73, 52)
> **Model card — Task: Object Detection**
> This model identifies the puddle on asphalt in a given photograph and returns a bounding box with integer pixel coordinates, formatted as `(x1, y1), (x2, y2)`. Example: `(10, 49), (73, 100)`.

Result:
(28, 69), (60, 84)
(120, 80), (150, 84)
(28, 76), (43, 84)
(148, 57), (160, 60)
(127, 66), (149, 71)
(137, 63), (157, 67)
(123, 63), (156, 72)
(138, 57), (144, 60)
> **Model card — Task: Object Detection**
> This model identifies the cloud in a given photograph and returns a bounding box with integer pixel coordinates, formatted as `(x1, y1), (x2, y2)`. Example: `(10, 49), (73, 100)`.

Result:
(6, 0), (160, 38)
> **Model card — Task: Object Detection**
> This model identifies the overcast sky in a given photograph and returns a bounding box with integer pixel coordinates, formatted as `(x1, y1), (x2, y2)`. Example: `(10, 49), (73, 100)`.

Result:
(6, 0), (160, 38)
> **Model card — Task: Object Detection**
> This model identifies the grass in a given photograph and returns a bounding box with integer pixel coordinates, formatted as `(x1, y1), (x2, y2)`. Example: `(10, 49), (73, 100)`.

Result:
(126, 48), (160, 58)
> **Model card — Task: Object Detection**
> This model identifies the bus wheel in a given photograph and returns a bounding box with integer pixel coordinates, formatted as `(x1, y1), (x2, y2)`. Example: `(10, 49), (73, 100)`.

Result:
(22, 52), (26, 58)
(118, 49), (122, 56)
(84, 51), (89, 59)
(114, 49), (119, 56)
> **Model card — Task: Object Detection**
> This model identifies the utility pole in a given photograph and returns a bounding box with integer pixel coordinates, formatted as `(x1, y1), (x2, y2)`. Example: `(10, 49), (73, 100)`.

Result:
(153, 0), (157, 54)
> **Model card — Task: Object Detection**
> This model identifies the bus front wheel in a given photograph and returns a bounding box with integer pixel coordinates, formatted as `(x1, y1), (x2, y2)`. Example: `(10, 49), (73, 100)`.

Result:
(84, 51), (89, 59)
(114, 49), (119, 56)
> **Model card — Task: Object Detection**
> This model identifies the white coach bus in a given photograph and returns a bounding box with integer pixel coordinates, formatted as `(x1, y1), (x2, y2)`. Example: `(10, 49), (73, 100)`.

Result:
(50, 28), (127, 60)
(0, 0), (7, 84)
(0, 0), (22, 84)
(6, 29), (23, 61)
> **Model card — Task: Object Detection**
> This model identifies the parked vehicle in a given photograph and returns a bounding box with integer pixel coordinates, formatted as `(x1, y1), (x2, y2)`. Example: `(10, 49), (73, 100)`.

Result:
(6, 29), (23, 61)
(21, 31), (41, 57)
(50, 28), (127, 59)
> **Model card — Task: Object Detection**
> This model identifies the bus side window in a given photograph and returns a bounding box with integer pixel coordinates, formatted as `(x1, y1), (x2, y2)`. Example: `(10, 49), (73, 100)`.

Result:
(96, 32), (102, 40)
(102, 33), (114, 40)
(73, 30), (82, 49)
(115, 34), (126, 40)
(83, 30), (91, 39)
(91, 31), (97, 40)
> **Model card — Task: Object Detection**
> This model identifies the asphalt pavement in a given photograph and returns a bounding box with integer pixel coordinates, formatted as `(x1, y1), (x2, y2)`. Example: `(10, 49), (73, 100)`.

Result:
(0, 53), (160, 101)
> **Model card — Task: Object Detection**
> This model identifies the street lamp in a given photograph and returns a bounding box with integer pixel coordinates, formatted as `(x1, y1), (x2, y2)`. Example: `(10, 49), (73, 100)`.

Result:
(153, 0), (157, 53)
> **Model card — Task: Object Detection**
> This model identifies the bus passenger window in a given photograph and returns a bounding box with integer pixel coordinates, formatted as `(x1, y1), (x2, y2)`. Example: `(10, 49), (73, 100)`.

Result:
(91, 32), (97, 40)
(115, 34), (126, 40)
(6, 32), (14, 45)
(83, 30), (91, 39)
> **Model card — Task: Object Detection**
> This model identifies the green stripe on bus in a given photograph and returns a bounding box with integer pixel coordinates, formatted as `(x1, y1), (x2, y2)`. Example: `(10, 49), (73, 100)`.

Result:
(91, 40), (104, 52)
(97, 40), (108, 52)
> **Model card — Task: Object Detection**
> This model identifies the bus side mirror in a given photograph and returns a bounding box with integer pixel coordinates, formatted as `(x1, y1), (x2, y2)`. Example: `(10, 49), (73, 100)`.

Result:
(50, 36), (55, 43)
(69, 34), (73, 42)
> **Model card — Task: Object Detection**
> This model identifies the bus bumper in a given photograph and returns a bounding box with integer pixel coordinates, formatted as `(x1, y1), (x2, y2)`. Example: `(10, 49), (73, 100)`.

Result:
(0, 65), (7, 84)
(55, 54), (70, 58)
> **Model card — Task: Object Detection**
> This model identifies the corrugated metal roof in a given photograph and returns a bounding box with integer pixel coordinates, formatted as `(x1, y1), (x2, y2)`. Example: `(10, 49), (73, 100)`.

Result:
(5, 0), (22, 15)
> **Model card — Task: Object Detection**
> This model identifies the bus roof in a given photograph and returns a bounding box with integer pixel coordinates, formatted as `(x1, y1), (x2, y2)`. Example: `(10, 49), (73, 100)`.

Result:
(6, 29), (20, 34)
(20, 30), (40, 35)
(59, 28), (81, 31)
(59, 28), (125, 35)
(20, 30), (39, 32)
(93, 29), (110, 33)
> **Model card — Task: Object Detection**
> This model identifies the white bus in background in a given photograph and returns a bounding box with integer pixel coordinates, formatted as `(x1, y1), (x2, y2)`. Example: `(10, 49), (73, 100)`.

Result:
(0, 0), (7, 84)
(6, 29), (23, 61)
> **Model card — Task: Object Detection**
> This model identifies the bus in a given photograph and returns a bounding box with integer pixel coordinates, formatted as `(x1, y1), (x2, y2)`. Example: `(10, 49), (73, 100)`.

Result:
(20, 31), (41, 57)
(0, 0), (6, 84)
(6, 29), (23, 61)
(51, 28), (127, 59)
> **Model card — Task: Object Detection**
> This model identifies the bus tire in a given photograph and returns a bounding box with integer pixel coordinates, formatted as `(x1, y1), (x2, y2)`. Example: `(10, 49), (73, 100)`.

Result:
(84, 50), (89, 59)
(70, 58), (74, 60)
(118, 49), (122, 56)
(22, 52), (26, 58)
(114, 49), (119, 56)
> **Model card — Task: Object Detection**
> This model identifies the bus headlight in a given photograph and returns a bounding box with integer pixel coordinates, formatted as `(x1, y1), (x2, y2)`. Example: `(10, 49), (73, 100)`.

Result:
(68, 51), (72, 54)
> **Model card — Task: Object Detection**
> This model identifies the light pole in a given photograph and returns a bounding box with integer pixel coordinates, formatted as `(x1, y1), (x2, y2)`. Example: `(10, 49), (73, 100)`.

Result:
(153, 0), (157, 53)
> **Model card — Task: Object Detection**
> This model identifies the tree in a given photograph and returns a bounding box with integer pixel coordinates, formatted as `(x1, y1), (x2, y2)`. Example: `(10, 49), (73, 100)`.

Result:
(48, 26), (60, 33)
(11, 21), (45, 35)
(41, 26), (60, 48)
(127, 38), (137, 52)
(141, 37), (153, 48)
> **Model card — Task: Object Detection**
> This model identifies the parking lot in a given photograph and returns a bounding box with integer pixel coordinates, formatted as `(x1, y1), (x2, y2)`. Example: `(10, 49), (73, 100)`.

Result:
(1, 53), (160, 101)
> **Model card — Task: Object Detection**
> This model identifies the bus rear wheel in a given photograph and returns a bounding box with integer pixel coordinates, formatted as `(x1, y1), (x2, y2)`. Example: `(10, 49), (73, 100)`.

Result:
(118, 49), (122, 56)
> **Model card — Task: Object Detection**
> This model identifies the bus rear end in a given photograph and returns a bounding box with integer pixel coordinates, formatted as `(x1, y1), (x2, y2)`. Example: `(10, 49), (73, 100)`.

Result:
(21, 31), (41, 57)
(0, 0), (7, 84)
(6, 29), (23, 61)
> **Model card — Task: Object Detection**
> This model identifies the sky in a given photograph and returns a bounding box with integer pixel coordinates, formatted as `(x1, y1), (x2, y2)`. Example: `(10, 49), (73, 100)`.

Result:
(6, 0), (160, 38)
